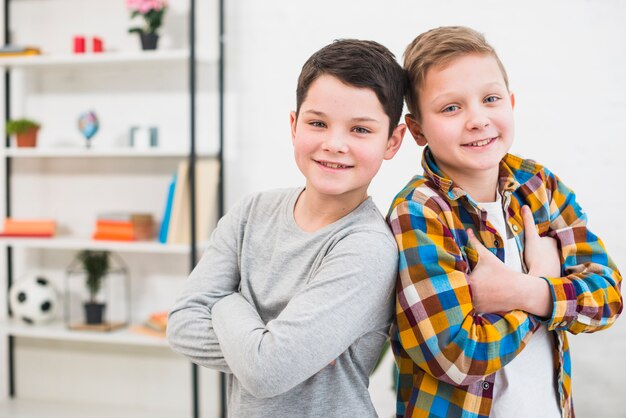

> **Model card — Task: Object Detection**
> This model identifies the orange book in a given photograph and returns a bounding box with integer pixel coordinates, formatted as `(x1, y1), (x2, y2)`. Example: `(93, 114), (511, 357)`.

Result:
(94, 217), (154, 241)
(1, 219), (56, 237)
(145, 311), (168, 332)
(93, 228), (135, 241)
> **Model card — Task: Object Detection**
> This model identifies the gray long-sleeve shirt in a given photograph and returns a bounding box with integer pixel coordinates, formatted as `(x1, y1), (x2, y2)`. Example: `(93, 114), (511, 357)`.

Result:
(167, 188), (398, 417)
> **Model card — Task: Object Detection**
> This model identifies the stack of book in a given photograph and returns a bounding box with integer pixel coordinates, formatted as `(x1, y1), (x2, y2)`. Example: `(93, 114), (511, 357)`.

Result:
(158, 159), (220, 244)
(131, 311), (168, 339)
(0, 44), (41, 57)
(92, 213), (155, 241)
(0, 218), (56, 237)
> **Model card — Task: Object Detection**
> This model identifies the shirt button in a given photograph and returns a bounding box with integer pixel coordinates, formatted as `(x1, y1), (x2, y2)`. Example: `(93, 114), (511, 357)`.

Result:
(493, 240), (500, 247)
(512, 224), (519, 232)
(482, 381), (490, 390)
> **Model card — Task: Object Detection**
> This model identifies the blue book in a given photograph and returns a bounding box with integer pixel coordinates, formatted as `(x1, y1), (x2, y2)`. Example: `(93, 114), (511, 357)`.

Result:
(158, 174), (177, 243)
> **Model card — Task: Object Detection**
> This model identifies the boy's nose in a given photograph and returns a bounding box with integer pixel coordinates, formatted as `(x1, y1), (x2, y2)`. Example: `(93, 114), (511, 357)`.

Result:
(322, 132), (349, 153)
(466, 110), (490, 130)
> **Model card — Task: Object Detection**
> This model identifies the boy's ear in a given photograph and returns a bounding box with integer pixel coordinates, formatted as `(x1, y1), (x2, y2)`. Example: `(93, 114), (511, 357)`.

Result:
(510, 92), (516, 109)
(384, 123), (406, 160)
(290, 111), (298, 144)
(405, 114), (427, 146)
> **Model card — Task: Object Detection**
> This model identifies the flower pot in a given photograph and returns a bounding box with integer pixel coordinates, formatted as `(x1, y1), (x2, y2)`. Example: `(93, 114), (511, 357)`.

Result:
(15, 127), (39, 147)
(139, 32), (159, 50)
(84, 302), (106, 324)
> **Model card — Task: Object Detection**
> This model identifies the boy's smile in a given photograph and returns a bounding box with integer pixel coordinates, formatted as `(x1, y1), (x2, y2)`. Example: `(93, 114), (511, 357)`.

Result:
(290, 74), (403, 210)
(407, 53), (515, 200)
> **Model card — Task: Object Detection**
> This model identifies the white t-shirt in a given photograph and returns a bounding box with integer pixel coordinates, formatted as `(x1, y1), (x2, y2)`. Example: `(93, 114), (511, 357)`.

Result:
(478, 196), (561, 418)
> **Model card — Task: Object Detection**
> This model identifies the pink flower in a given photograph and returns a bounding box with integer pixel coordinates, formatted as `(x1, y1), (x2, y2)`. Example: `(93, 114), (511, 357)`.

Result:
(126, 0), (167, 14)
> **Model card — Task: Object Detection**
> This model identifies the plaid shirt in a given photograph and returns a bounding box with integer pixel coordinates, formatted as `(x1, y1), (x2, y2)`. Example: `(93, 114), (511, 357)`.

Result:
(387, 148), (623, 418)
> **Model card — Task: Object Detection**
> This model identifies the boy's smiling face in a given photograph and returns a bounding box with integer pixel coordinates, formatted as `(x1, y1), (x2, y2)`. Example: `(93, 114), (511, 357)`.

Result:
(291, 74), (404, 205)
(407, 53), (515, 190)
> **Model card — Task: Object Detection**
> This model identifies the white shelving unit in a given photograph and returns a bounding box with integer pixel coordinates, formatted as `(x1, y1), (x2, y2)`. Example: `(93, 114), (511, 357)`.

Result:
(0, 236), (206, 254)
(1, 0), (223, 417)
(1, 318), (169, 348)
(0, 49), (214, 69)
(1, 148), (216, 159)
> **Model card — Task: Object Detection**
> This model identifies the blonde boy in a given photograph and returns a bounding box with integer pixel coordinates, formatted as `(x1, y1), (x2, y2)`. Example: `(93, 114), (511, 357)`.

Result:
(388, 26), (622, 417)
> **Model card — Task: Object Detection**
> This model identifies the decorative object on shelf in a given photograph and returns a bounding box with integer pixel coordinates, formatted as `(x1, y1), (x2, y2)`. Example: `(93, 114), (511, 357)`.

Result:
(6, 118), (40, 148)
(77, 110), (99, 148)
(129, 125), (159, 149)
(9, 275), (59, 325)
(72, 36), (104, 54)
(73, 35), (86, 53)
(92, 37), (104, 53)
(127, 0), (167, 51)
(78, 250), (109, 324)
(65, 250), (130, 331)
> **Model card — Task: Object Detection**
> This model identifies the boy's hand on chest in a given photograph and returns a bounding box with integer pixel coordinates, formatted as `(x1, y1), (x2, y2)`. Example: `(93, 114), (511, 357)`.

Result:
(466, 229), (520, 314)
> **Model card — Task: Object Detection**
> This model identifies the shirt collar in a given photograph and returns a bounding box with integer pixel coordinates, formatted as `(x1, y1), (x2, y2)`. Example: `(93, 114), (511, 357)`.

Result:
(421, 147), (528, 201)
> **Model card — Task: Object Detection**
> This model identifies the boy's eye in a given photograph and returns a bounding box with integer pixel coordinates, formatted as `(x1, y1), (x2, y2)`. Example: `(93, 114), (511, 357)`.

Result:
(484, 95), (500, 103)
(352, 126), (371, 134)
(442, 105), (459, 113)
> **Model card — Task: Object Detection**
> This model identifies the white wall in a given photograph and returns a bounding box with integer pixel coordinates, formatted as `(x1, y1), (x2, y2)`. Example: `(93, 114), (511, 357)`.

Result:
(223, 1), (626, 417)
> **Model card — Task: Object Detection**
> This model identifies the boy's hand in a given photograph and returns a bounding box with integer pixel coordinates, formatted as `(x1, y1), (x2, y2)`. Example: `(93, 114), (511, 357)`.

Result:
(467, 229), (516, 314)
(521, 205), (561, 278)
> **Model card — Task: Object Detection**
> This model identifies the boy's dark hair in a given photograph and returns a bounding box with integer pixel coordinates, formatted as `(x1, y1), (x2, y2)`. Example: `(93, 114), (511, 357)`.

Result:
(296, 39), (407, 137)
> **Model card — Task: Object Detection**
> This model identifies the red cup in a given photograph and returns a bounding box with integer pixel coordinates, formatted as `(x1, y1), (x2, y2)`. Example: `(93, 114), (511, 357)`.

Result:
(73, 36), (85, 53)
(92, 37), (104, 53)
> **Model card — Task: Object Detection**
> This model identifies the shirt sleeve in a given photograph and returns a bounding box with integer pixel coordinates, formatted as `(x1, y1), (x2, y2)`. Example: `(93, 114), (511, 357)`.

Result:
(389, 199), (538, 386)
(166, 199), (243, 374)
(538, 169), (623, 333)
(210, 230), (398, 399)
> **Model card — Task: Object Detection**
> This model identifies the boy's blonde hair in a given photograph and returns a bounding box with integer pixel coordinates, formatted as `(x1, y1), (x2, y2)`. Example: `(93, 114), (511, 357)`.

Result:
(403, 26), (509, 122)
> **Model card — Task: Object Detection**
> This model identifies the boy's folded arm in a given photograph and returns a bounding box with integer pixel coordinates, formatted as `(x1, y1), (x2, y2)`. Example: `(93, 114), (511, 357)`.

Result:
(390, 201), (537, 386)
(167, 205), (243, 373)
(538, 172), (623, 333)
(211, 231), (398, 399)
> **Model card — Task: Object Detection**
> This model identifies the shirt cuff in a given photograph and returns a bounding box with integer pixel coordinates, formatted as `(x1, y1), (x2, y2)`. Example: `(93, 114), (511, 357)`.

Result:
(536, 276), (577, 331)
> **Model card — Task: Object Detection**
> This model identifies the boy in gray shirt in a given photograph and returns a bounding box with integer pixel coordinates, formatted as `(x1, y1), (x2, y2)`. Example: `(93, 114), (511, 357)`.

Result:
(167, 39), (408, 417)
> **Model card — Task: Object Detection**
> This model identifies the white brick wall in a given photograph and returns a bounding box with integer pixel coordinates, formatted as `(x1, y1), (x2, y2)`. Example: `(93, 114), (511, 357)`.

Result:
(224, 1), (626, 416)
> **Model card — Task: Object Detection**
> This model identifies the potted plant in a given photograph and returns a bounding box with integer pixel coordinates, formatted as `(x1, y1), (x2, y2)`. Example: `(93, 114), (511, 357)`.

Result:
(77, 250), (110, 324)
(6, 118), (40, 147)
(127, 0), (168, 50)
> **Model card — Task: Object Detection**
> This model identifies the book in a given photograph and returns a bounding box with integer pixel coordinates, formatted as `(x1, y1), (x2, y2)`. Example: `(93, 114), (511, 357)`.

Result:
(92, 213), (155, 241)
(0, 218), (56, 237)
(158, 174), (177, 243)
(0, 45), (41, 57)
(130, 311), (168, 339)
(145, 311), (168, 332)
(167, 159), (219, 244)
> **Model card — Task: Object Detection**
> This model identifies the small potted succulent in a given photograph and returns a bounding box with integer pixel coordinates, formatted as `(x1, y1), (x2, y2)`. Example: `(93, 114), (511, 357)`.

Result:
(77, 250), (110, 324)
(6, 118), (40, 147)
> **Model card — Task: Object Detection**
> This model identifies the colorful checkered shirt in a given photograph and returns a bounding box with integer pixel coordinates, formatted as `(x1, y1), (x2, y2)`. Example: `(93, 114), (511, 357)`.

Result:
(387, 148), (623, 418)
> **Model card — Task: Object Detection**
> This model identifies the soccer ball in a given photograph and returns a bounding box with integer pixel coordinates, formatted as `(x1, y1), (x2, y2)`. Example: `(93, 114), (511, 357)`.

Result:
(9, 276), (59, 324)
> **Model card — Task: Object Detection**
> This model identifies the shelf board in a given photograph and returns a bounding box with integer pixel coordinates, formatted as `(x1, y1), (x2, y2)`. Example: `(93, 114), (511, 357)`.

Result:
(0, 237), (201, 254)
(2, 319), (169, 348)
(0, 398), (186, 418)
(0, 49), (214, 69)
(2, 147), (217, 159)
